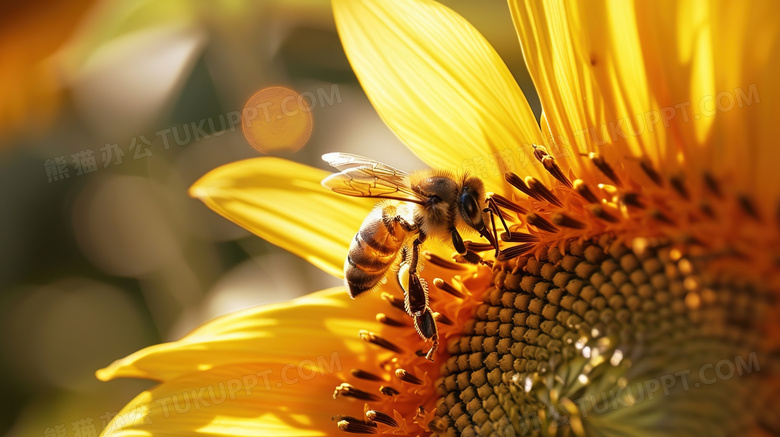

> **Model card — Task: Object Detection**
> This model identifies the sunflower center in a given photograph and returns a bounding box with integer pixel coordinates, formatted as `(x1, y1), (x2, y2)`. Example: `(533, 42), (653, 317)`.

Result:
(430, 236), (772, 436)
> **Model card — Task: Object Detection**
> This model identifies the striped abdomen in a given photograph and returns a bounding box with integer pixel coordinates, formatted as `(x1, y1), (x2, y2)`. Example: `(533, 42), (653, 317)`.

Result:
(345, 204), (411, 298)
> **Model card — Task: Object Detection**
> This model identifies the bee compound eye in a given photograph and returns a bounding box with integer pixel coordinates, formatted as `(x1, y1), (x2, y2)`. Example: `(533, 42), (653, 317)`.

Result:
(460, 190), (480, 220)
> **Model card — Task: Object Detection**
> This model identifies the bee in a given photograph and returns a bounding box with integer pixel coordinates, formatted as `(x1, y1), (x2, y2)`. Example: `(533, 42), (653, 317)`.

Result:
(321, 152), (503, 360)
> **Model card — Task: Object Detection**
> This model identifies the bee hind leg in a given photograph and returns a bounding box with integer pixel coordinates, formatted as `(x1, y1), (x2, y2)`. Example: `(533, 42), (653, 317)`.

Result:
(413, 308), (439, 361)
(402, 237), (428, 316)
(398, 234), (440, 360)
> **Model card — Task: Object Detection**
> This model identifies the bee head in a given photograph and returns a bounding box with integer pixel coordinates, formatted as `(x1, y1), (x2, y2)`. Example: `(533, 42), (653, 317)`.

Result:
(459, 176), (499, 252)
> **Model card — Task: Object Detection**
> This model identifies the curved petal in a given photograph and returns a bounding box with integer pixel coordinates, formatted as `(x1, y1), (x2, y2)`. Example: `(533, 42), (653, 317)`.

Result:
(633, 0), (780, 204)
(510, 1), (662, 180)
(512, 0), (780, 204)
(189, 158), (375, 278)
(97, 288), (383, 382)
(100, 362), (361, 437)
(333, 0), (544, 194)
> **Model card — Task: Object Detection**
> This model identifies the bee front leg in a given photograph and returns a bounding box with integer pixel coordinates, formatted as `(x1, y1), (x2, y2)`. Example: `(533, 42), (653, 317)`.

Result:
(450, 228), (483, 264)
(484, 195), (512, 256)
(450, 228), (467, 255)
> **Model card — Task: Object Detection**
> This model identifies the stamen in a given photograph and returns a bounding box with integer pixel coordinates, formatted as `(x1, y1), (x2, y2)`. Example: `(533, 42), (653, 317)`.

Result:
(533, 144), (572, 187)
(337, 417), (377, 434)
(699, 202), (716, 219)
(588, 152), (622, 186)
(464, 241), (495, 252)
(423, 251), (468, 270)
(350, 369), (384, 382)
(333, 383), (380, 401)
(359, 330), (403, 353)
(380, 292), (406, 312)
(598, 183), (618, 196)
(620, 192), (645, 208)
(453, 251), (482, 264)
(527, 177), (562, 206)
(379, 386), (400, 396)
(586, 204), (620, 223)
(489, 193), (527, 214)
(505, 172), (540, 200)
(551, 213), (586, 229)
(649, 208), (675, 225)
(703, 171), (723, 198)
(498, 243), (535, 261)
(376, 313), (406, 327)
(639, 157), (663, 186)
(669, 175), (690, 199)
(738, 194), (761, 220)
(433, 278), (465, 298)
(395, 368), (423, 385)
(573, 179), (600, 203)
(526, 212), (558, 233)
(433, 311), (453, 325)
(366, 410), (398, 427)
(501, 232), (539, 243)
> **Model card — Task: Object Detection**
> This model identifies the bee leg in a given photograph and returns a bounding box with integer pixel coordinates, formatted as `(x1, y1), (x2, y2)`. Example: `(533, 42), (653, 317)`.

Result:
(403, 237), (428, 317)
(485, 195), (511, 237)
(460, 250), (483, 264)
(484, 196), (510, 256)
(450, 228), (484, 264)
(396, 215), (417, 232)
(400, 233), (439, 359)
(450, 228), (467, 255)
(413, 308), (439, 361)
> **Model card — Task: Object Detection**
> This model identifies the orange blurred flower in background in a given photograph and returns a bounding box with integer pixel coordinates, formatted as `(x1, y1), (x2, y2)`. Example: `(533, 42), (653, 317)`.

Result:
(0, 0), (94, 144)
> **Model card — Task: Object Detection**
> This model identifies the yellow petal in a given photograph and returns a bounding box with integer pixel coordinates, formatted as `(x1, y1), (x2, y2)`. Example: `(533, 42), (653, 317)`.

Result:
(333, 0), (544, 194)
(98, 287), (382, 382)
(189, 158), (374, 278)
(510, 1), (662, 178)
(97, 287), (382, 381)
(101, 362), (358, 437)
(513, 0), (780, 204)
(634, 0), (780, 203)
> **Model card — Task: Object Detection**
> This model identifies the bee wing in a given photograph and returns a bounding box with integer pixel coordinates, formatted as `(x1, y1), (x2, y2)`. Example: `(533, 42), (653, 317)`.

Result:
(322, 152), (410, 176)
(321, 154), (426, 204)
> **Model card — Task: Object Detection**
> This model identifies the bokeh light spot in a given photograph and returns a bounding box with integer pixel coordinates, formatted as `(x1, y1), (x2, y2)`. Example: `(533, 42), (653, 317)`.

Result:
(241, 86), (313, 154)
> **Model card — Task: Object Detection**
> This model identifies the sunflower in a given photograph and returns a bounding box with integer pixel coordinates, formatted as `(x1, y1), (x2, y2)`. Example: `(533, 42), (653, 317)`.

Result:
(97, 0), (780, 436)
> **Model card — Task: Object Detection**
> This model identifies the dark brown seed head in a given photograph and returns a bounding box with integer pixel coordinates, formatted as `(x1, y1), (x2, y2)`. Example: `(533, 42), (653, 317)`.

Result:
(435, 237), (771, 436)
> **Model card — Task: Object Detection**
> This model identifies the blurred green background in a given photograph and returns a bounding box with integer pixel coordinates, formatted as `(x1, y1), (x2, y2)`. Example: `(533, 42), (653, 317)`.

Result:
(0, 1), (539, 436)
